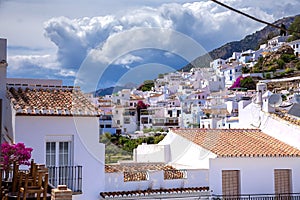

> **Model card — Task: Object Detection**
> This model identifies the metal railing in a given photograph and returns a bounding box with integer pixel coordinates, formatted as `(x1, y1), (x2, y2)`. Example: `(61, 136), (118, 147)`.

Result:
(211, 193), (300, 200)
(48, 165), (82, 194)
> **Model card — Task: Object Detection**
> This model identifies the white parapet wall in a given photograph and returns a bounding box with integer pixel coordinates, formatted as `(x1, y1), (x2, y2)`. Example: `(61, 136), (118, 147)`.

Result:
(105, 169), (209, 192)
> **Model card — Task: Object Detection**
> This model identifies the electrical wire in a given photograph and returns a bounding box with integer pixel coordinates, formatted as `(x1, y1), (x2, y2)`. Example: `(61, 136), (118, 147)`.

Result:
(210, 0), (300, 35)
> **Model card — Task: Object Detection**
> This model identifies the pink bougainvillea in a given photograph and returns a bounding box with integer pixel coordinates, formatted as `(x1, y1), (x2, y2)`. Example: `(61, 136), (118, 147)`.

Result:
(229, 75), (243, 89)
(0, 142), (33, 170)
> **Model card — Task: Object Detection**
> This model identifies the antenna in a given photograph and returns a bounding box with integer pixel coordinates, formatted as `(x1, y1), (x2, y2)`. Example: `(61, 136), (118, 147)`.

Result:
(294, 93), (300, 104)
(268, 94), (282, 107)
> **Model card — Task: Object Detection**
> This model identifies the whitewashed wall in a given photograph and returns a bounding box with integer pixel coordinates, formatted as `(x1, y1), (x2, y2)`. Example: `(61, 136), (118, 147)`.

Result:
(134, 144), (170, 163)
(136, 131), (217, 169)
(14, 116), (105, 200)
(259, 112), (300, 150)
(238, 102), (300, 149)
(210, 157), (300, 195)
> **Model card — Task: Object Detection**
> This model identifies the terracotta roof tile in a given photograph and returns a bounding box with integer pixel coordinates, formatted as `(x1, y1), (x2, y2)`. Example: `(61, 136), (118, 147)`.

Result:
(105, 163), (169, 173)
(171, 128), (300, 157)
(105, 163), (185, 181)
(7, 87), (99, 116)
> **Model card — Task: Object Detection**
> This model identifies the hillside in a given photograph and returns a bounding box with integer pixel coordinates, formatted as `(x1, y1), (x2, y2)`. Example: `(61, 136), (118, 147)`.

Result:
(182, 15), (298, 71)
(93, 82), (138, 96)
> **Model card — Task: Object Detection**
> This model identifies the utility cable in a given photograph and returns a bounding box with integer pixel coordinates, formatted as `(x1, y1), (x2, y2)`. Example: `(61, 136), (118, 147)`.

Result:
(210, 0), (300, 35)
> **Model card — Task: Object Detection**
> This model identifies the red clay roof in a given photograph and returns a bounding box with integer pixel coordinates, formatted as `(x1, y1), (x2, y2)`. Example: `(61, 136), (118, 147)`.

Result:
(105, 163), (173, 173)
(105, 163), (185, 181)
(171, 128), (300, 157)
(7, 87), (99, 116)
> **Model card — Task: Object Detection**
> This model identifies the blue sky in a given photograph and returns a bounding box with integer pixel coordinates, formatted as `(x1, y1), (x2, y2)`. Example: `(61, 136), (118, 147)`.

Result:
(1, 0), (300, 91)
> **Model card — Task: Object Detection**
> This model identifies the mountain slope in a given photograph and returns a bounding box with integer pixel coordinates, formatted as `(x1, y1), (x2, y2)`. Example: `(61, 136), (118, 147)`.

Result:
(182, 15), (298, 71)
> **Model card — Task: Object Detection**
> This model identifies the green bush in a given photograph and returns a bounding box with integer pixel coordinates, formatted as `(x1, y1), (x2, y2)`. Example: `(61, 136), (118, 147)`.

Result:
(240, 77), (256, 90)
(265, 73), (271, 79)
(276, 59), (285, 69)
(296, 62), (300, 70)
(241, 66), (250, 73)
(280, 71), (286, 77)
(285, 68), (294, 74)
(281, 54), (296, 63)
(267, 66), (277, 72)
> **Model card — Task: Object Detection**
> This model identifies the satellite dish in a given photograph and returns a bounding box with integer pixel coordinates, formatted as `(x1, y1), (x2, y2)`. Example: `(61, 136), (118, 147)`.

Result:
(268, 94), (282, 107)
(294, 94), (300, 104)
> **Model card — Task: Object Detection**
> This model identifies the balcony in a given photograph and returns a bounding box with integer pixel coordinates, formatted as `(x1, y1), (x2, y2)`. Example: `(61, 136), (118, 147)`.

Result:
(100, 115), (112, 121)
(152, 121), (179, 127)
(48, 165), (82, 194)
(211, 193), (300, 200)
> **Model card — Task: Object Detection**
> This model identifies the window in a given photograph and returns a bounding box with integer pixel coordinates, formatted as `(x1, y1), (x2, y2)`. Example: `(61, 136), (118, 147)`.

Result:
(59, 142), (70, 166)
(168, 110), (172, 117)
(274, 169), (292, 194)
(45, 137), (72, 167)
(141, 117), (149, 124)
(177, 110), (181, 117)
(222, 170), (240, 196)
(117, 120), (120, 125)
(296, 44), (299, 48)
(46, 142), (56, 166)
(124, 117), (130, 124)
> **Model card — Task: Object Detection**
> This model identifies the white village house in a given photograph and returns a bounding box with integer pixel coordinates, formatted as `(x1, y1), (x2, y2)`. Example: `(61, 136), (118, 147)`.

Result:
(0, 38), (105, 199)
(130, 128), (300, 198)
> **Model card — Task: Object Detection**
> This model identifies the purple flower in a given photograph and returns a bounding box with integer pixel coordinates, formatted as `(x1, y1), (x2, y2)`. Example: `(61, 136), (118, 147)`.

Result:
(0, 142), (33, 170)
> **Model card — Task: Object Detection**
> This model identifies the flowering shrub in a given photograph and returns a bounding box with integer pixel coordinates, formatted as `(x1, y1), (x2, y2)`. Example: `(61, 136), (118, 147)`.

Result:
(229, 75), (243, 89)
(0, 142), (33, 171)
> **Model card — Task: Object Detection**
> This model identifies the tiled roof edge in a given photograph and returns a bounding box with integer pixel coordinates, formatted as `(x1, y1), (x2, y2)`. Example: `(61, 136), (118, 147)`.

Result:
(16, 113), (100, 117)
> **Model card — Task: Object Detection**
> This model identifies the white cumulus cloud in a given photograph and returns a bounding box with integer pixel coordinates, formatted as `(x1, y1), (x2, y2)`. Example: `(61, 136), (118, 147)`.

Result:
(114, 54), (143, 65)
(43, 0), (300, 71)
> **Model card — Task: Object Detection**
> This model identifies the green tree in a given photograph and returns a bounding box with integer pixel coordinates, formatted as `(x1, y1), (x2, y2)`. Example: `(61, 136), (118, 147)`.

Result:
(276, 59), (285, 69)
(154, 135), (165, 144)
(158, 74), (164, 79)
(139, 80), (154, 91)
(296, 62), (300, 70)
(280, 54), (296, 63)
(265, 73), (271, 79)
(240, 77), (256, 90)
(241, 66), (250, 73)
(288, 16), (300, 41)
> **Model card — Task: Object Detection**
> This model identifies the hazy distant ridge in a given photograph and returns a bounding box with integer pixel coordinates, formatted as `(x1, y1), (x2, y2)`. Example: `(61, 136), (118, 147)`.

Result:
(182, 15), (298, 71)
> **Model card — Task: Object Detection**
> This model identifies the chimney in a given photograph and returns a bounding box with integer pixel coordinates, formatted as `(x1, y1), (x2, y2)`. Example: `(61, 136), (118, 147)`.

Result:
(256, 82), (267, 105)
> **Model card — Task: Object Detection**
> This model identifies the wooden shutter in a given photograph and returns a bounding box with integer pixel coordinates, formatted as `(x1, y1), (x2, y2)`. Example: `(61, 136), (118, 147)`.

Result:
(274, 169), (292, 194)
(222, 170), (240, 196)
